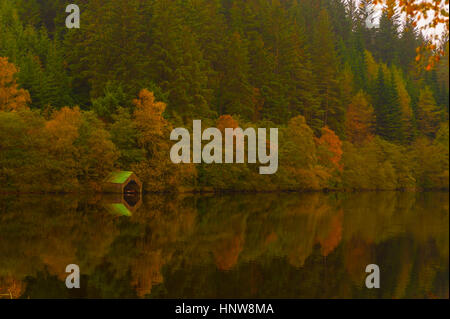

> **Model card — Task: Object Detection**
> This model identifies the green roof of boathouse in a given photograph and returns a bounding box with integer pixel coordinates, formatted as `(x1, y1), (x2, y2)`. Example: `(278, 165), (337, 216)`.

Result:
(105, 171), (134, 184)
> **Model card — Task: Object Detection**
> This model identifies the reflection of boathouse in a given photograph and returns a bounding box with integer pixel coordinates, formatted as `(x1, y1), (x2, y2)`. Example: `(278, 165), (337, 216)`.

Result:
(103, 171), (143, 216)
(103, 194), (142, 216)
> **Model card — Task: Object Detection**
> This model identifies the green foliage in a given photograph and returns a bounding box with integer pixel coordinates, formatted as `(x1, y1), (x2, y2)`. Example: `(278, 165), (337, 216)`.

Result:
(0, 0), (73, 109)
(109, 108), (146, 169)
(92, 83), (130, 121)
(372, 66), (403, 142)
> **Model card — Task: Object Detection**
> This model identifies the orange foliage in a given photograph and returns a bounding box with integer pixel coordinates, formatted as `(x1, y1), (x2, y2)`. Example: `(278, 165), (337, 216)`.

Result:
(0, 57), (31, 111)
(131, 246), (165, 298)
(373, 0), (449, 68)
(264, 231), (278, 246)
(214, 233), (245, 271)
(216, 114), (239, 133)
(315, 126), (343, 171)
(133, 89), (169, 150)
(45, 107), (82, 150)
(373, 0), (449, 32)
(344, 239), (373, 284)
(132, 89), (197, 192)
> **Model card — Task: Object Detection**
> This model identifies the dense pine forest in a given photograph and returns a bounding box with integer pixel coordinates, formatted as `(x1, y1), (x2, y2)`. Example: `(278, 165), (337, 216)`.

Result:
(0, 0), (448, 193)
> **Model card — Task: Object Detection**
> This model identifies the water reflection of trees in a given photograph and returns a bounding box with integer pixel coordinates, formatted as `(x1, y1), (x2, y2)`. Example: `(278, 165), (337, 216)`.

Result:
(0, 192), (447, 299)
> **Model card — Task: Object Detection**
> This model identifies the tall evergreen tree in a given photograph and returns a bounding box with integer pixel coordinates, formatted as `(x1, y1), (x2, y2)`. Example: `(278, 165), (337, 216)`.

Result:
(148, 0), (214, 122)
(217, 32), (254, 119)
(385, 70), (403, 141)
(311, 9), (343, 133)
(372, 66), (403, 142)
(65, 0), (150, 100)
(373, 0), (400, 65)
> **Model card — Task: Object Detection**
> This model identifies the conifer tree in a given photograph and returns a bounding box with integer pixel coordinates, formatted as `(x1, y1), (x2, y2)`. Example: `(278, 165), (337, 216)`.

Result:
(399, 18), (420, 71)
(373, 1), (400, 65)
(65, 0), (149, 99)
(385, 71), (403, 141)
(392, 68), (415, 142)
(373, 66), (390, 138)
(311, 9), (342, 133)
(148, 0), (213, 122)
(217, 32), (254, 119)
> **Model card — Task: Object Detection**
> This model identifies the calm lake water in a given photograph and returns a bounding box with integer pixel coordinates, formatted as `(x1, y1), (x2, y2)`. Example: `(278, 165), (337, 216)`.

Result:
(0, 192), (448, 299)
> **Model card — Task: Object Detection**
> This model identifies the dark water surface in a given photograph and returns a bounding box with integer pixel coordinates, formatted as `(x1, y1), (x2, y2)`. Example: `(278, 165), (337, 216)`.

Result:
(0, 192), (448, 299)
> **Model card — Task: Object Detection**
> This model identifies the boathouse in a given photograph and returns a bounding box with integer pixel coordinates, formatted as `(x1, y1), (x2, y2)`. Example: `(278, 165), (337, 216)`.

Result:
(103, 171), (143, 194)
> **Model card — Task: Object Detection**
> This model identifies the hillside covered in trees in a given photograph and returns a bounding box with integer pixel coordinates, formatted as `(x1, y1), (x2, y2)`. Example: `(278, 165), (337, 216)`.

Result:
(0, 0), (448, 193)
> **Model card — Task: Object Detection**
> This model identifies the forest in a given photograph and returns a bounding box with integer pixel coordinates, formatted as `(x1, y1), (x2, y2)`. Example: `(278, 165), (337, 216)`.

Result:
(0, 0), (448, 193)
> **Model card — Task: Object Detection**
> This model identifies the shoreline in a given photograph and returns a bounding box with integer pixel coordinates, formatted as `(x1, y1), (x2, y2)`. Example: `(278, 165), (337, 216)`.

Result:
(1, 187), (448, 196)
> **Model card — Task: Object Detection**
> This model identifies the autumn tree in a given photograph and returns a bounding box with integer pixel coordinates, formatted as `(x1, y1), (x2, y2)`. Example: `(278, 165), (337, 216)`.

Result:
(44, 106), (83, 189)
(216, 114), (239, 133)
(45, 106), (118, 191)
(373, 0), (449, 39)
(132, 89), (197, 192)
(0, 57), (31, 111)
(311, 10), (342, 132)
(316, 126), (344, 172)
(373, 0), (449, 67)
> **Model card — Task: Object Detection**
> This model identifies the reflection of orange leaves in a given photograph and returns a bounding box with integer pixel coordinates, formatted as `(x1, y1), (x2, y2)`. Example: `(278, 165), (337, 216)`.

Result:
(344, 238), (372, 285)
(0, 277), (24, 299)
(214, 233), (244, 271)
(131, 247), (166, 298)
(394, 256), (413, 298)
(427, 292), (439, 299)
(287, 246), (313, 269)
(264, 232), (278, 246)
(318, 210), (343, 257)
(41, 254), (78, 281)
